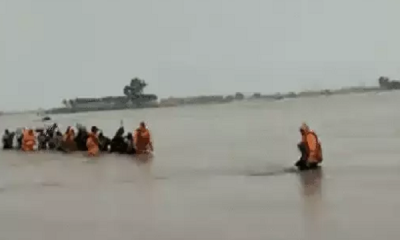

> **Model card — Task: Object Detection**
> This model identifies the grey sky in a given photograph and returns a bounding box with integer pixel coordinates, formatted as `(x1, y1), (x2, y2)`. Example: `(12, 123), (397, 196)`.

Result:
(1, 0), (399, 111)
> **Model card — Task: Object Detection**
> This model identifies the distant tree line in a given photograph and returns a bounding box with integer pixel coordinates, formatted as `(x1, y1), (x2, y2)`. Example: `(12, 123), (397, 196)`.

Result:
(378, 76), (400, 90)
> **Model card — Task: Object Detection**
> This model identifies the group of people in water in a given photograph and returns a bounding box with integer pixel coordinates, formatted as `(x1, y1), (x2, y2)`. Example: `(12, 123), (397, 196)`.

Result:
(2, 121), (154, 157)
(2, 120), (321, 171)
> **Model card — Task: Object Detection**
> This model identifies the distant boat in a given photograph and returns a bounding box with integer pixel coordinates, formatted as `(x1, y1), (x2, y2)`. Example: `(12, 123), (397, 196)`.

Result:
(35, 108), (52, 121)
(41, 116), (52, 122)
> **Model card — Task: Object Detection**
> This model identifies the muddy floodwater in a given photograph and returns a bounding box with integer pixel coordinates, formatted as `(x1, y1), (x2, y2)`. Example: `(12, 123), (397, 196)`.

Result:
(1, 92), (400, 239)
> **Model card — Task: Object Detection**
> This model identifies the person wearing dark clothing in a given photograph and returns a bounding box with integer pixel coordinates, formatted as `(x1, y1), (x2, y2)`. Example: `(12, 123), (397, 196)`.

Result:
(75, 127), (88, 151)
(98, 132), (111, 152)
(48, 131), (63, 151)
(45, 123), (58, 140)
(44, 124), (57, 150)
(295, 142), (318, 171)
(15, 129), (23, 150)
(110, 127), (128, 154)
(47, 123), (58, 135)
(125, 132), (136, 154)
(37, 131), (47, 150)
(2, 129), (15, 149)
(47, 135), (56, 150)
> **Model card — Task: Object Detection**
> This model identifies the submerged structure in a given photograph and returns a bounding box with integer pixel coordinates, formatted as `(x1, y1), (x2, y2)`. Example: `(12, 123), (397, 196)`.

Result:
(48, 78), (158, 114)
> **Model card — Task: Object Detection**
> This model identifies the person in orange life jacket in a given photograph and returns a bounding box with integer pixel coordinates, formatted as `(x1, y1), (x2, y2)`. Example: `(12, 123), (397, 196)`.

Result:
(22, 129), (36, 151)
(86, 126), (100, 157)
(134, 122), (153, 154)
(295, 123), (323, 171)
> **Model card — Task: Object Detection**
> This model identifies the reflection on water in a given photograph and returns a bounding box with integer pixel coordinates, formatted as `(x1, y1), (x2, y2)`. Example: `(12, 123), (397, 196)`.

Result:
(298, 168), (324, 197)
(298, 168), (326, 240)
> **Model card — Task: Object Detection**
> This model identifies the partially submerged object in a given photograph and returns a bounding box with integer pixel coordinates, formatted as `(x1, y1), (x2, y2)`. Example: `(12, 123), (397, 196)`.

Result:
(41, 116), (51, 122)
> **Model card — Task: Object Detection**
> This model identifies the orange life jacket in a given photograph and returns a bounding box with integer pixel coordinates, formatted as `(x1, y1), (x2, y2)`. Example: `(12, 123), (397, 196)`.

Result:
(22, 130), (36, 151)
(134, 128), (151, 154)
(303, 130), (323, 163)
(86, 132), (99, 156)
(63, 128), (75, 142)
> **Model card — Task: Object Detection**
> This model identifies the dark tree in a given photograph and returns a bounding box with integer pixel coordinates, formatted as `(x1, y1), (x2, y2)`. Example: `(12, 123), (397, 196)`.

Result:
(234, 92), (244, 100)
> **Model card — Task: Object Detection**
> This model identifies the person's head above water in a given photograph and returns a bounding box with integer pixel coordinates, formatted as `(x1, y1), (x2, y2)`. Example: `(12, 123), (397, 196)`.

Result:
(4, 129), (9, 135)
(91, 126), (98, 133)
(139, 121), (146, 129)
(127, 132), (133, 140)
(299, 122), (310, 135)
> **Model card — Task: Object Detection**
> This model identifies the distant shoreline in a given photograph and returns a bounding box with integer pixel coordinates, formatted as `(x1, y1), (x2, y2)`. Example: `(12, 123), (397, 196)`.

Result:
(43, 85), (399, 115)
(2, 77), (399, 116)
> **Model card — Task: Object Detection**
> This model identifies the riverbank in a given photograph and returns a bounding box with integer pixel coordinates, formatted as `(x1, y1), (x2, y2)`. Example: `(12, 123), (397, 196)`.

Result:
(0, 83), (393, 116)
(43, 85), (389, 115)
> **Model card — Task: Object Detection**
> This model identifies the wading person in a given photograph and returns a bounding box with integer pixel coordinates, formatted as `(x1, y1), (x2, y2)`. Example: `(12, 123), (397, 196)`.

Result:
(134, 122), (153, 154)
(295, 123), (323, 171)
(86, 126), (100, 157)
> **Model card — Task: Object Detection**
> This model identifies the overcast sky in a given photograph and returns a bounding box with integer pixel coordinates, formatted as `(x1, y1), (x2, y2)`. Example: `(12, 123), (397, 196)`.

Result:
(1, 0), (400, 111)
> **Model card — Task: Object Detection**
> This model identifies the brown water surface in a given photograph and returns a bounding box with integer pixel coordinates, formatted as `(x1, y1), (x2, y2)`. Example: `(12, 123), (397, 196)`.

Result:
(1, 92), (400, 239)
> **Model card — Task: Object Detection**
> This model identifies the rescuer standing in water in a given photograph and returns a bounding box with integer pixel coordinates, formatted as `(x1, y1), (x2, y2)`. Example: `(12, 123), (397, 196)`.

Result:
(134, 121), (154, 154)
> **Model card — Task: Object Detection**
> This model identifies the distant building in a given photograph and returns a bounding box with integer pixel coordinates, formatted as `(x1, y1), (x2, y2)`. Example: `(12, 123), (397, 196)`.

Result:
(59, 78), (158, 111)
(65, 97), (128, 109)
